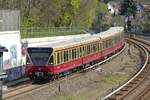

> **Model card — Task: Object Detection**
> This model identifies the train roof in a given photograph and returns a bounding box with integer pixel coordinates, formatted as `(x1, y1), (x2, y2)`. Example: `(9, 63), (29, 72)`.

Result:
(32, 27), (124, 50)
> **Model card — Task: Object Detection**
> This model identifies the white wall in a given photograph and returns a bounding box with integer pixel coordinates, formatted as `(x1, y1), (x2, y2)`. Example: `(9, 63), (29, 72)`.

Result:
(0, 31), (22, 69)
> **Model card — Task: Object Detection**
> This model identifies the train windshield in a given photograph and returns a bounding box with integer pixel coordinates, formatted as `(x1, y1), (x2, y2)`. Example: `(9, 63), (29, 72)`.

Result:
(27, 48), (53, 66)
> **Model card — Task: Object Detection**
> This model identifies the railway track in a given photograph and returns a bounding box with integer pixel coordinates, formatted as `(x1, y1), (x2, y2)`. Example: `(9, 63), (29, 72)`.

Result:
(102, 37), (150, 100)
(3, 43), (126, 100)
(3, 72), (83, 100)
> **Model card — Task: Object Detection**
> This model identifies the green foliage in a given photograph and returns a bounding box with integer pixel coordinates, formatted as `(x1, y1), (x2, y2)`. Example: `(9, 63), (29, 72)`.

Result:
(92, 1), (112, 31)
(21, 16), (34, 27)
(70, 0), (79, 14)
(61, 0), (80, 26)
(74, 0), (99, 28)
(120, 0), (137, 17)
(0, 0), (114, 33)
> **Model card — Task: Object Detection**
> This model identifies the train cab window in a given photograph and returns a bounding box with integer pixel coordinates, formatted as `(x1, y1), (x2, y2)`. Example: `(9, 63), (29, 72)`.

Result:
(49, 55), (54, 65)
(64, 50), (68, 62)
(27, 48), (53, 66)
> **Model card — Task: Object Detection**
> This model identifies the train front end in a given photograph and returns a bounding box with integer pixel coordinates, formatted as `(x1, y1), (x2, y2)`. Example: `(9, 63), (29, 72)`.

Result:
(25, 47), (54, 81)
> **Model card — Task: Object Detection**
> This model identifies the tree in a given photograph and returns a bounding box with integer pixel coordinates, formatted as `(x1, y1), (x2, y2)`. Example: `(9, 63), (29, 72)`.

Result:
(120, 0), (137, 17)
(61, 0), (79, 26)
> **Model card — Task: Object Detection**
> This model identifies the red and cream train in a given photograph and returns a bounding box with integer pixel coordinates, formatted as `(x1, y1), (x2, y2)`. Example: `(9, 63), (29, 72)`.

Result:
(25, 27), (124, 81)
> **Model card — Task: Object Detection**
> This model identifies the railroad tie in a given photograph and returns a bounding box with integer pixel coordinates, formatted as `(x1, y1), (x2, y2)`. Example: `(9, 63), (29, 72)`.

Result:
(114, 92), (122, 96)
(125, 85), (132, 88)
(120, 88), (128, 91)
(130, 82), (137, 84)
(107, 97), (117, 100)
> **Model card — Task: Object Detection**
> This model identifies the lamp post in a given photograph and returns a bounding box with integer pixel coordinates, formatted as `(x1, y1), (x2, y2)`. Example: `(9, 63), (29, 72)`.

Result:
(0, 46), (7, 100)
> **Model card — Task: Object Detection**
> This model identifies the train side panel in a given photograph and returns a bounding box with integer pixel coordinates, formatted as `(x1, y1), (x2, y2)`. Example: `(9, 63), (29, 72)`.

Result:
(52, 39), (124, 74)
(53, 58), (82, 73)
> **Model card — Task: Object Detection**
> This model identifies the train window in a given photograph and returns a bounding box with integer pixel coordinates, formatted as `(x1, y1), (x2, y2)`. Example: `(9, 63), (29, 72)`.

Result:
(109, 39), (112, 46)
(60, 51), (64, 63)
(72, 48), (76, 59)
(112, 37), (115, 45)
(91, 44), (93, 53)
(83, 46), (86, 56)
(103, 41), (105, 49)
(57, 52), (60, 64)
(79, 46), (82, 57)
(117, 35), (119, 41)
(114, 36), (116, 43)
(96, 43), (99, 52)
(105, 41), (107, 48)
(98, 43), (100, 51)
(92, 44), (94, 53)
(90, 44), (92, 54)
(64, 50), (68, 62)
(69, 49), (72, 60)
(106, 40), (108, 48)
(93, 44), (96, 53)
(115, 36), (118, 43)
(100, 43), (102, 50)
(89, 44), (92, 54)
(54, 53), (56, 65)
(109, 39), (111, 46)
(106, 41), (107, 48)
(119, 34), (121, 41)
(109, 40), (111, 46)
(76, 47), (79, 58)
(84, 45), (87, 55)
(108, 40), (111, 47)
(87, 45), (90, 54)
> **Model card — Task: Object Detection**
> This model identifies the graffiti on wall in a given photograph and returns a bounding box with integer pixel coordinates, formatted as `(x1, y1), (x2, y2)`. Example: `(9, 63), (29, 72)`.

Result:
(21, 42), (28, 65)
(10, 45), (17, 67)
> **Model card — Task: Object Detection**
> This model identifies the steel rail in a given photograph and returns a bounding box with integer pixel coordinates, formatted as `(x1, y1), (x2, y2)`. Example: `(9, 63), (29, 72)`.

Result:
(101, 38), (149, 100)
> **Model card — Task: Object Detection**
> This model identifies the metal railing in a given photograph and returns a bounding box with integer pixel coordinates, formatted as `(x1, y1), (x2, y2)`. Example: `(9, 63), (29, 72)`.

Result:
(0, 25), (19, 31)
(20, 27), (87, 38)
